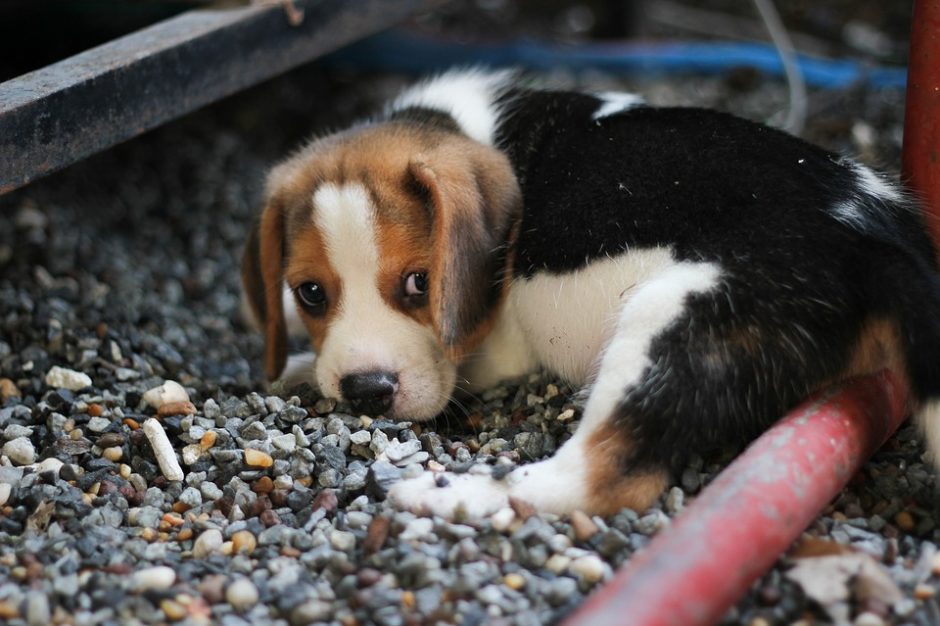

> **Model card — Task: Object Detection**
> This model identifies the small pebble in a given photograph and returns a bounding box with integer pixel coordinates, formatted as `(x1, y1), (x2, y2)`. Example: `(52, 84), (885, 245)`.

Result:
(102, 446), (123, 462)
(131, 566), (176, 590)
(570, 510), (599, 541)
(142, 380), (190, 409)
(158, 401), (197, 417)
(0, 378), (19, 401)
(143, 418), (184, 481)
(231, 530), (257, 555)
(44, 366), (92, 391)
(895, 511), (916, 532)
(160, 599), (187, 622)
(226, 578), (259, 611)
(244, 448), (273, 468)
(504, 573), (526, 590)
(569, 555), (606, 584)
(2, 437), (35, 465)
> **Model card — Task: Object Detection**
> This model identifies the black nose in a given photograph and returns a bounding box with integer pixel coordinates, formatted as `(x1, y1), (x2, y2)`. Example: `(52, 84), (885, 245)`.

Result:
(340, 371), (399, 415)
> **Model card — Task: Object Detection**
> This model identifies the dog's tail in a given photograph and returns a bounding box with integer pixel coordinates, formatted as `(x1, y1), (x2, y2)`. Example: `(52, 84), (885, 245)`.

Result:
(864, 235), (940, 459)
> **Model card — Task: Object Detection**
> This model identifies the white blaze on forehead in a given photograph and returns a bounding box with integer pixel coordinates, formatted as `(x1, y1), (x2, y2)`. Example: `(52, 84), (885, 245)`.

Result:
(310, 182), (456, 419)
(312, 182), (379, 294)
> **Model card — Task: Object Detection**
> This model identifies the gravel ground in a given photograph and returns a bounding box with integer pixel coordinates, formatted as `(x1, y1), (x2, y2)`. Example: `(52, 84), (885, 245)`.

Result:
(0, 44), (937, 626)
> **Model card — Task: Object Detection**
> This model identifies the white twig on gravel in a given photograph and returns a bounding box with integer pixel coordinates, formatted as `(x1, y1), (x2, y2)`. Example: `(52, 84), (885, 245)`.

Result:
(143, 418), (184, 481)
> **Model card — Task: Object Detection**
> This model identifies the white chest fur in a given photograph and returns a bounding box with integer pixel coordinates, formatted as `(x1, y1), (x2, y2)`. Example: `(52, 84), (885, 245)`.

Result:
(461, 247), (680, 389)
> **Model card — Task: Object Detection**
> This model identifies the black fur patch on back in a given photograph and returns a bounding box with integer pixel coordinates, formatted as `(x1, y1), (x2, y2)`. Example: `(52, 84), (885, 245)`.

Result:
(491, 86), (940, 474)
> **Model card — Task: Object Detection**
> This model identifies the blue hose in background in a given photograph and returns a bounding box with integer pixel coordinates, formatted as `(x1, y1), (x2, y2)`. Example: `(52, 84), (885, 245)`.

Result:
(325, 30), (908, 89)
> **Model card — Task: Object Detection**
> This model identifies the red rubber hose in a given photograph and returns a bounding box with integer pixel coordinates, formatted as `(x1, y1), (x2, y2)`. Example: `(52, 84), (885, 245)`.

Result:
(563, 371), (908, 626)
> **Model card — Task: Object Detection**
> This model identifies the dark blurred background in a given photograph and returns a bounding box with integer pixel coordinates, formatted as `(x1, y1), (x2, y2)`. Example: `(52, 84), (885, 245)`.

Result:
(0, 0), (914, 83)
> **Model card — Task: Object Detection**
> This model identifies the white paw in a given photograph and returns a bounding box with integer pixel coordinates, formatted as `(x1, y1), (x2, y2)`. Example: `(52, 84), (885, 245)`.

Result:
(387, 470), (510, 519)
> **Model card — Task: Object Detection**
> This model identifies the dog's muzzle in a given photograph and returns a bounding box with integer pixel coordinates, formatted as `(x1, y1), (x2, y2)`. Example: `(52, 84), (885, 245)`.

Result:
(340, 371), (399, 416)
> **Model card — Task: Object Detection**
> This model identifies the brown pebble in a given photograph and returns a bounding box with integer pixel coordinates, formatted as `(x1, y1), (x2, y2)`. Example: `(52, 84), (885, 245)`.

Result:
(269, 489), (289, 507)
(97, 432), (125, 447)
(504, 573), (526, 590)
(140, 528), (157, 542)
(97, 481), (118, 497)
(401, 590), (416, 610)
(0, 378), (20, 402)
(570, 510), (599, 541)
(123, 418), (140, 430)
(260, 509), (281, 527)
(198, 575), (227, 604)
(357, 568), (382, 587)
(200, 431), (217, 451)
(252, 476), (274, 494)
(87, 403), (104, 417)
(244, 449), (273, 468)
(215, 495), (234, 517)
(177, 528), (193, 541)
(162, 512), (185, 527)
(915, 583), (936, 599)
(363, 517), (390, 555)
(895, 511), (916, 532)
(102, 446), (123, 462)
(313, 489), (338, 512)
(161, 598), (187, 621)
(0, 600), (19, 619)
(231, 530), (257, 555)
(247, 496), (271, 518)
(281, 546), (300, 557)
(884, 537), (899, 565)
(158, 401), (197, 417)
(172, 501), (190, 514)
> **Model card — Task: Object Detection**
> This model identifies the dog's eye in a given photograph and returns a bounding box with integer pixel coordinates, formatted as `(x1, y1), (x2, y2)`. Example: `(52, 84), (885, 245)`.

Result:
(403, 272), (429, 299)
(295, 282), (327, 314)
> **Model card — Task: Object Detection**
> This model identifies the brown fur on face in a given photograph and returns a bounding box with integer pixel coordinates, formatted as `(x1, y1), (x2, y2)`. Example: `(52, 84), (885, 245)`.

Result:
(240, 122), (522, 382)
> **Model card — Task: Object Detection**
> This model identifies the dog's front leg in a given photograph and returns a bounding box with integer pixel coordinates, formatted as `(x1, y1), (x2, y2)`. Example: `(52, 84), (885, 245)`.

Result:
(389, 261), (722, 518)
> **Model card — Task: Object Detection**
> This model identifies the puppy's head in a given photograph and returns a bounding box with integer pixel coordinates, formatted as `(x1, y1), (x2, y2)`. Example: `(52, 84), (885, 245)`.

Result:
(241, 123), (521, 420)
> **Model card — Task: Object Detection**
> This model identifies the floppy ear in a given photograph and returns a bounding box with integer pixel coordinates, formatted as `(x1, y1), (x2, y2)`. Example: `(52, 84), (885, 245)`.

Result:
(240, 198), (288, 381)
(409, 139), (522, 357)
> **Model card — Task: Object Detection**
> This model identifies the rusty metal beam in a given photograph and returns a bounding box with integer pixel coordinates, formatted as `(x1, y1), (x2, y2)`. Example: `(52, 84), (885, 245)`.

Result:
(0, 0), (437, 195)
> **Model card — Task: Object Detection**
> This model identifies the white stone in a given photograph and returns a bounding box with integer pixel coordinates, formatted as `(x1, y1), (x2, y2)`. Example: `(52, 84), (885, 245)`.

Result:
(349, 430), (371, 445)
(182, 444), (204, 466)
(31, 458), (64, 475)
(142, 380), (189, 409)
(490, 507), (516, 533)
(0, 483), (10, 506)
(142, 418), (184, 481)
(2, 437), (35, 465)
(192, 529), (223, 558)
(329, 530), (356, 552)
(569, 555), (607, 584)
(399, 517), (434, 542)
(226, 578), (259, 611)
(272, 434), (296, 453)
(131, 566), (176, 590)
(44, 366), (92, 391)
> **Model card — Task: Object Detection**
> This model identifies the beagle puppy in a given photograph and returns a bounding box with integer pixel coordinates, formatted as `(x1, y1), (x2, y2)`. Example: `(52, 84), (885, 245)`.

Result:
(242, 69), (940, 518)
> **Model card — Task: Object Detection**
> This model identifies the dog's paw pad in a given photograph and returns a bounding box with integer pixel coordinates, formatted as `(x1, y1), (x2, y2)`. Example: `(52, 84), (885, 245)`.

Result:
(387, 471), (510, 519)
